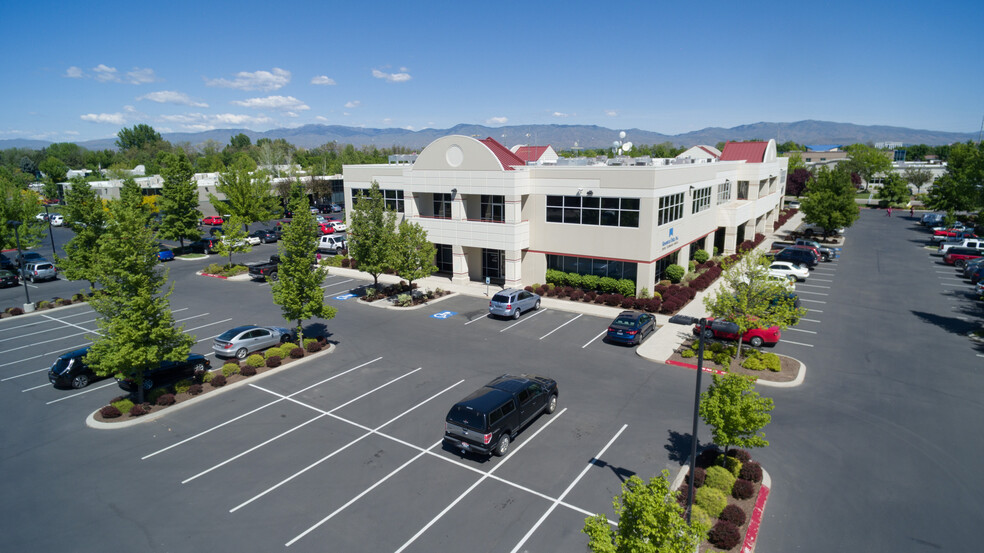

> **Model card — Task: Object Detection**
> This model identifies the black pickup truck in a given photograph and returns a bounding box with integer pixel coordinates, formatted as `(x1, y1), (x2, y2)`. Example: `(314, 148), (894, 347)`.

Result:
(247, 255), (281, 282)
(444, 374), (558, 457)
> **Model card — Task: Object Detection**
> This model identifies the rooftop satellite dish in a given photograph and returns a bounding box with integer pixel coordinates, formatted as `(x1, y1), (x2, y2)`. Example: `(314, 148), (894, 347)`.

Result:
(622, 142), (633, 152)
(613, 140), (620, 148)
(619, 131), (626, 139)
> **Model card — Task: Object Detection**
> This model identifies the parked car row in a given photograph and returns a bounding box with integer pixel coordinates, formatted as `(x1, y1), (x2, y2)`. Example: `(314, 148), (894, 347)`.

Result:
(919, 213), (984, 299)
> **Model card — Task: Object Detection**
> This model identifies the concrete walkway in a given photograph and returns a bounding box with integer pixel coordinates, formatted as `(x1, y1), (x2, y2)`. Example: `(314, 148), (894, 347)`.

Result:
(325, 210), (809, 365)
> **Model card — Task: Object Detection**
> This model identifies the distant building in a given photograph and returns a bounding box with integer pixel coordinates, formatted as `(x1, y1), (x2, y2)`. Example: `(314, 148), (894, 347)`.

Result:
(510, 145), (559, 165)
(676, 145), (721, 161)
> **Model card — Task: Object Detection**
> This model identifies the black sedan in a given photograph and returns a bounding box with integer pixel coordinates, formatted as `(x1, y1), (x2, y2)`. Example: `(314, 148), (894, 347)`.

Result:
(606, 311), (657, 346)
(0, 269), (20, 288)
(249, 229), (278, 243)
(116, 354), (211, 392)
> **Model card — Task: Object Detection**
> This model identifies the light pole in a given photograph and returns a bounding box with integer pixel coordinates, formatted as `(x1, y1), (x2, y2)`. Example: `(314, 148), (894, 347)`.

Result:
(7, 220), (33, 312)
(43, 203), (56, 258)
(667, 314), (738, 524)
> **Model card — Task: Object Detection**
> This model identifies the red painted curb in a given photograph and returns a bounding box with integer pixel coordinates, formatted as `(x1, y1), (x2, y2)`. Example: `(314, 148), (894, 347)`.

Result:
(742, 483), (770, 553)
(200, 273), (228, 279)
(664, 359), (728, 376)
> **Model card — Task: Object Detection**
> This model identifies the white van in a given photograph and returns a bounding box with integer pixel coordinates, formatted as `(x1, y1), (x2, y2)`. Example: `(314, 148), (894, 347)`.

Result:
(318, 235), (347, 254)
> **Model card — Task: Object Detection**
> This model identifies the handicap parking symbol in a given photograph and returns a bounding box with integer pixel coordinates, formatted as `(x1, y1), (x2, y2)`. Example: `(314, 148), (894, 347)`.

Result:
(334, 293), (357, 300)
(431, 311), (456, 320)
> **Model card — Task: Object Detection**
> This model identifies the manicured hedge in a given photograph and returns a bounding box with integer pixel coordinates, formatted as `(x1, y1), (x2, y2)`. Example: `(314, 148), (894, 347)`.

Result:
(705, 465), (736, 493)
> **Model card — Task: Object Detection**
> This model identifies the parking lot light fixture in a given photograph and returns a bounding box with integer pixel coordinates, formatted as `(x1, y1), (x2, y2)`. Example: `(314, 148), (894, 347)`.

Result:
(7, 220), (32, 311)
(667, 313), (706, 525)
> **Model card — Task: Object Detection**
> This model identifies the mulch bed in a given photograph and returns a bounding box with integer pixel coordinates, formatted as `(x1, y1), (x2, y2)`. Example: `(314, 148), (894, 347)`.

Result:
(666, 339), (799, 383)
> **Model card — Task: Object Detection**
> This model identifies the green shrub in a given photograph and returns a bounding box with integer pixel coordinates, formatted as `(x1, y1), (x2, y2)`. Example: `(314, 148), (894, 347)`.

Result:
(703, 350), (713, 360)
(704, 465), (736, 493)
(222, 363), (240, 377)
(708, 342), (724, 354)
(638, 287), (651, 299)
(246, 354), (265, 368)
(396, 293), (413, 307)
(303, 338), (318, 347)
(615, 278), (636, 297)
(38, 300), (51, 309)
(762, 352), (782, 372)
(581, 274), (601, 291)
(174, 379), (194, 394)
(202, 372), (214, 383)
(565, 272), (583, 289)
(147, 388), (168, 404)
(690, 340), (700, 351)
(695, 486), (727, 518)
(265, 347), (284, 359)
(112, 398), (135, 414)
(365, 287), (376, 298)
(665, 264), (685, 283)
(688, 260), (697, 272)
(598, 276), (618, 294)
(690, 504), (713, 533)
(741, 356), (764, 371)
(694, 249), (710, 263)
(724, 456), (743, 478)
(680, 349), (696, 358)
(712, 352), (731, 366)
(545, 269), (565, 286)
(205, 263), (223, 274)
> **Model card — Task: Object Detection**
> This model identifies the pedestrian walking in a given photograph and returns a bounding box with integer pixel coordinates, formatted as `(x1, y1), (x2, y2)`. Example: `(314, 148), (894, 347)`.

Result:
(910, 207), (914, 218)
(316, 252), (322, 263)
(886, 207), (892, 217)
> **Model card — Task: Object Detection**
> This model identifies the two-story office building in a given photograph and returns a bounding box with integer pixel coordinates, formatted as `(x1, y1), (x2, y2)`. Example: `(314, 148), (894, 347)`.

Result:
(343, 135), (787, 295)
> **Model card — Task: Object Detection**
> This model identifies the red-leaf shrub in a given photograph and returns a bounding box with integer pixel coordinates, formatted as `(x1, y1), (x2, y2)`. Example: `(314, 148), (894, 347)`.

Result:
(708, 521), (742, 550)
(341, 258), (351, 268)
(100, 405), (122, 418)
(697, 448), (722, 468)
(754, 233), (765, 245)
(555, 286), (568, 298)
(583, 291), (596, 302)
(535, 286), (547, 296)
(727, 448), (752, 463)
(620, 297), (636, 309)
(546, 287), (558, 297)
(188, 384), (203, 395)
(606, 294), (622, 307)
(129, 404), (147, 417)
(570, 289), (585, 301)
(524, 285), (534, 292)
(732, 478), (755, 500)
(739, 461), (763, 483)
(290, 347), (304, 359)
(655, 284), (668, 295)
(240, 365), (257, 377)
(306, 341), (322, 353)
(10, 307), (24, 316)
(594, 293), (608, 304)
(676, 483), (689, 506)
(645, 298), (661, 312)
(562, 286), (574, 297)
(317, 335), (327, 344)
(156, 393), (176, 406)
(210, 374), (227, 387)
(265, 355), (282, 368)
(720, 504), (747, 526)
(691, 466), (706, 488)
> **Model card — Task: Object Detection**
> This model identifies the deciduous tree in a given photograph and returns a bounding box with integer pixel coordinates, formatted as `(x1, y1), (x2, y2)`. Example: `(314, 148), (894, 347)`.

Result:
(699, 373), (775, 456)
(0, 176), (44, 251)
(843, 144), (892, 189)
(800, 166), (860, 236)
(116, 124), (163, 152)
(876, 172), (911, 205)
(208, 158), (281, 231)
(392, 220), (437, 290)
(903, 166), (933, 194)
(583, 470), (706, 553)
(212, 215), (252, 267)
(57, 178), (107, 289)
(348, 181), (398, 287)
(157, 151), (202, 251)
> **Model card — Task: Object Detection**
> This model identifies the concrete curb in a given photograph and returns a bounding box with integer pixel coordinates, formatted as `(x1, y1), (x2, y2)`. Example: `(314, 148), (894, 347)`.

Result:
(663, 357), (806, 388)
(0, 298), (91, 320)
(355, 291), (460, 311)
(742, 469), (772, 553)
(84, 343), (336, 430)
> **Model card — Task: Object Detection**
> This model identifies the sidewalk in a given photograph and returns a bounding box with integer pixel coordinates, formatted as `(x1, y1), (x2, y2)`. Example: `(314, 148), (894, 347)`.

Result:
(326, 210), (808, 364)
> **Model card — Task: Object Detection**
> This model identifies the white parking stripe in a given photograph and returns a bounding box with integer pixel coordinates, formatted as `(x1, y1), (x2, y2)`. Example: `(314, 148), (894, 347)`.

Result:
(787, 327), (817, 334)
(464, 315), (488, 325)
(390, 408), (568, 553)
(799, 318), (821, 323)
(499, 308), (547, 332)
(21, 382), (50, 392)
(796, 290), (829, 296)
(781, 339), (814, 347)
(582, 330), (606, 349)
(40, 313), (102, 335)
(799, 283), (831, 289)
(0, 318), (98, 343)
(183, 318), (232, 333)
(806, 308), (823, 313)
(140, 357), (383, 460)
(45, 380), (117, 404)
(320, 278), (354, 289)
(941, 283), (969, 287)
(809, 278), (833, 282)
(508, 424), (628, 553)
(540, 314), (582, 340)
(800, 299), (827, 304)
(0, 330), (91, 355)
(0, 342), (90, 373)
(231, 379), (463, 513)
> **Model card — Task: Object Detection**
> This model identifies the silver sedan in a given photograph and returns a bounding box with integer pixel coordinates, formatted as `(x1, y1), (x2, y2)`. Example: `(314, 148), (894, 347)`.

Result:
(212, 325), (294, 359)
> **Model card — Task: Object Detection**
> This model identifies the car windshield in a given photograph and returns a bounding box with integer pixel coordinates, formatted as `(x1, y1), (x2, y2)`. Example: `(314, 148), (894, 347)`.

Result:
(51, 357), (74, 375)
(491, 294), (510, 303)
(216, 329), (244, 341)
(446, 406), (486, 431)
(613, 318), (636, 326)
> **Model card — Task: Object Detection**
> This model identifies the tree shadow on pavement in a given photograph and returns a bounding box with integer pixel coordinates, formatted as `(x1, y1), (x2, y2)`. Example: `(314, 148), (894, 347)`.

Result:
(590, 458), (637, 484)
(665, 429), (708, 466)
(911, 310), (980, 336)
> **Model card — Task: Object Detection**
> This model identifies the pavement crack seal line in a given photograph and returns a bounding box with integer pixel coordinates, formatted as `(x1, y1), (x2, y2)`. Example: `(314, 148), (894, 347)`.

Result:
(390, 407), (570, 553)
(185, 367), (423, 486)
(139, 357), (382, 459)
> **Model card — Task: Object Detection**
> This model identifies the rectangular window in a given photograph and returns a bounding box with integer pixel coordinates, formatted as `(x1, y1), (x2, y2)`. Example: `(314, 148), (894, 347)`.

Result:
(481, 194), (504, 222)
(691, 187), (712, 214)
(658, 192), (684, 226)
(717, 181), (731, 203)
(545, 195), (637, 228)
(435, 244), (453, 273)
(545, 254), (637, 283)
(433, 193), (452, 218)
(737, 181), (749, 200)
(351, 188), (404, 212)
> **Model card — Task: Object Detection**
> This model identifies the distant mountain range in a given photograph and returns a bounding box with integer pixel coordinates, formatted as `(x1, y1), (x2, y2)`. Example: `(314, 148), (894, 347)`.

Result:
(1, 120), (977, 152)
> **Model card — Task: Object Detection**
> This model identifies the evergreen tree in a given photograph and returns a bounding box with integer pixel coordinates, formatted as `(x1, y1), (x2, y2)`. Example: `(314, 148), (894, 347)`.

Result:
(392, 220), (437, 290)
(583, 470), (706, 553)
(699, 373), (775, 457)
(158, 151), (202, 251)
(208, 157), (281, 231)
(212, 215), (252, 267)
(271, 183), (336, 346)
(56, 177), (108, 289)
(348, 181), (398, 286)
(85, 178), (193, 404)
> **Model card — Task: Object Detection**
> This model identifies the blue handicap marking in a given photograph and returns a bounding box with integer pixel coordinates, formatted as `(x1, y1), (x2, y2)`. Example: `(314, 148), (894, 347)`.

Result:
(334, 293), (357, 300)
(431, 311), (457, 320)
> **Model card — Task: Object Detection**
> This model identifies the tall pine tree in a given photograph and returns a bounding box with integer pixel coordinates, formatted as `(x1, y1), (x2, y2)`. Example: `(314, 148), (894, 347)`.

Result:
(57, 177), (107, 290)
(158, 150), (202, 251)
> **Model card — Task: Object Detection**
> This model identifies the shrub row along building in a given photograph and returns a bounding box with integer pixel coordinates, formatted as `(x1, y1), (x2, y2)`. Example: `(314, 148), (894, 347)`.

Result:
(342, 135), (787, 295)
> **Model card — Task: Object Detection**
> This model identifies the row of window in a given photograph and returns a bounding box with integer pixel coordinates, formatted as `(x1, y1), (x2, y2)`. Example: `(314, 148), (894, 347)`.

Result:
(547, 254), (638, 282)
(546, 196), (640, 228)
(351, 188), (405, 212)
(692, 186), (712, 214)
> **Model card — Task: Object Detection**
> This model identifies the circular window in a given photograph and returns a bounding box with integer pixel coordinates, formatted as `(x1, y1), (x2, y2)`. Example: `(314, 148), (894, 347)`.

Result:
(445, 145), (464, 167)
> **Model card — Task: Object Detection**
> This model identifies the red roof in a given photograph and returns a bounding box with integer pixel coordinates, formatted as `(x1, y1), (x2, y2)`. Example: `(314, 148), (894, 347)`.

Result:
(719, 141), (769, 163)
(479, 137), (526, 170)
(513, 145), (548, 163)
(698, 145), (720, 158)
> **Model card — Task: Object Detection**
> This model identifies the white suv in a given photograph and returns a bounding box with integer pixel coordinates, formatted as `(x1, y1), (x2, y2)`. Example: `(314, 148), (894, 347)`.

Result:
(318, 235), (347, 254)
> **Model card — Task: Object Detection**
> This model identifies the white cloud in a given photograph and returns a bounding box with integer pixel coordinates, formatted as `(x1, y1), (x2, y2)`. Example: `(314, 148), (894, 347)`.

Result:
(383, 118), (392, 124)
(403, 125), (415, 131)
(552, 112), (570, 118)
(64, 130), (80, 136)
(315, 115), (330, 122)
(126, 67), (157, 84)
(605, 110), (618, 117)
(486, 116), (508, 125)
(344, 100), (361, 108)
(123, 105), (137, 113)
(65, 66), (83, 78)
(139, 90), (209, 107)
(285, 111), (298, 118)
(231, 95), (310, 111)
(93, 64), (120, 82)
(158, 112), (274, 130)
(311, 75), (336, 85)
(206, 67), (291, 91)
(80, 112), (126, 124)
(372, 69), (412, 83)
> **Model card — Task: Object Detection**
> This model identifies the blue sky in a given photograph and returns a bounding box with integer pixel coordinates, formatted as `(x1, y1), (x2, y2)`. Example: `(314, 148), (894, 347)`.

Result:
(2, 0), (981, 143)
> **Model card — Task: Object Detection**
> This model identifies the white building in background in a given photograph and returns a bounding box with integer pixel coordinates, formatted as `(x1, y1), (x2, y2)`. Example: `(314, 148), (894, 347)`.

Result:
(343, 135), (787, 294)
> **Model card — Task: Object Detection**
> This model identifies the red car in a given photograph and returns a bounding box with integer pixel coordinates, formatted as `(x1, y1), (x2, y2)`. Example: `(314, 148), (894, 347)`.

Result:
(694, 317), (781, 347)
(202, 216), (224, 226)
(934, 227), (976, 239)
(317, 222), (335, 234)
(943, 248), (984, 267)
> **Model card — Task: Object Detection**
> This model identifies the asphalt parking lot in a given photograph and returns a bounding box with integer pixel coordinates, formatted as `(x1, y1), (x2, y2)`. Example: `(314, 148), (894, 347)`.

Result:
(3, 210), (982, 552)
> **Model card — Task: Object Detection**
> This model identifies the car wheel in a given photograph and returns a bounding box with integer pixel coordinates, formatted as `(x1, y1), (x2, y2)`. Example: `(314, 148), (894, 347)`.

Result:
(749, 336), (764, 347)
(71, 374), (89, 389)
(546, 394), (558, 414)
(513, 308), (521, 320)
(494, 435), (510, 457)
(236, 348), (248, 359)
(192, 362), (206, 378)
(269, 271), (278, 282)
(335, 247), (343, 255)
(803, 229), (814, 236)
(955, 260), (965, 268)
(702, 329), (714, 339)
(533, 299), (540, 310)
(280, 334), (290, 343)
